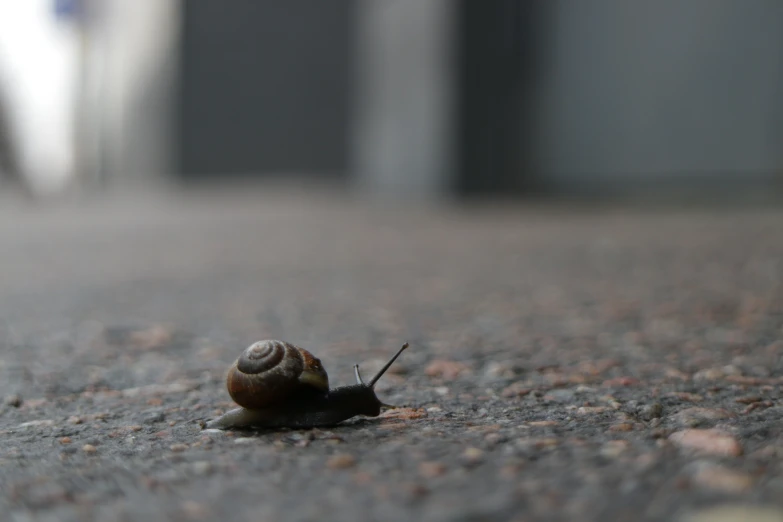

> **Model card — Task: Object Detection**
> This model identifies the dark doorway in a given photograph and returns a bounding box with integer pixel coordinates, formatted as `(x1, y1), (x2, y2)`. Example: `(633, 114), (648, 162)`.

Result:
(455, 0), (545, 196)
(176, 1), (356, 181)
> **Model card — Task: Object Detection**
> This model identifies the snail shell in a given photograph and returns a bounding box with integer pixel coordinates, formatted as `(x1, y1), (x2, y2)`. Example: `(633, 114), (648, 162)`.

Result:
(226, 339), (329, 409)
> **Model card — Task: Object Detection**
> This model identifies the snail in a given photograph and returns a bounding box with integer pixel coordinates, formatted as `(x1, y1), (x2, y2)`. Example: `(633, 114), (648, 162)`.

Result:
(205, 339), (409, 429)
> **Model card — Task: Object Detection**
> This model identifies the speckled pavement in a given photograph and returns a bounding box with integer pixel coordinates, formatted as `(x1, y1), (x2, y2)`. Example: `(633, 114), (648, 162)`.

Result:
(0, 187), (781, 522)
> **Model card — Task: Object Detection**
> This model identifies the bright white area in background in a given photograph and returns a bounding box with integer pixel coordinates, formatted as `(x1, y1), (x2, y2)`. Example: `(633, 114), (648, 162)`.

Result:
(0, 0), (79, 195)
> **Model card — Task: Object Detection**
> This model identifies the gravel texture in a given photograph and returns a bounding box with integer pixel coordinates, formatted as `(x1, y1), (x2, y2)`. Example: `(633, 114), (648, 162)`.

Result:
(0, 187), (782, 522)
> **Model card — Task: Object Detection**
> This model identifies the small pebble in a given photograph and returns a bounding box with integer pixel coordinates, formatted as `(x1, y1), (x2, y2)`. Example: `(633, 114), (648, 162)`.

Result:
(122, 381), (198, 399)
(634, 453), (658, 472)
(743, 401), (774, 414)
(576, 406), (609, 415)
(180, 500), (209, 519)
(5, 448), (21, 459)
(353, 471), (373, 485)
(669, 429), (743, 457)
(750, 445), (783, 459)
(67, 416), (83, 425)
(233, 437), (255, 445)
(671, 407), (735, 427)
(461, 447), (484, 466)
(143, 412), (166, 424)
(601, 377), (639, 387)
(59, 437), (72, 444)
(484, 432), (506, 445)
(484, 360), (522, 379)
(404, 483), (430, 499)
(638, 403), (663, 421)
(608, 423), (634, 432)
(600, 440), (629, 458)
(527, 421), (558, 428)
(378, 422), (407, 432)
(500, 383), (532, 398)
(544, 389), (575, 402)
(666, 392), (703, 402)
(4, 394), (23, 408)
(170, 443), (188, 452)
(501, 464), (523, 478)
(681, 505), (783, 522)
(190, 461), (213, 476)
(664, 368), (690, 381)
(425, 360), (471, 380)
(127, 324), (173, 350)
(327, 454), (356, 469)
(693, 367), (727, 381)
(18, 420), (55, 428)
(379, 408), (427, 421)
(82, 444), (97, 454)
(691, 464), (753, 493)
(419, 461), (447, 478)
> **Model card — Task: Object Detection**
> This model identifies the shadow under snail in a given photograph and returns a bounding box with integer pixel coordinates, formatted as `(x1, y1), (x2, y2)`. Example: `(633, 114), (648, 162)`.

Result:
(205, 339), (409, 430)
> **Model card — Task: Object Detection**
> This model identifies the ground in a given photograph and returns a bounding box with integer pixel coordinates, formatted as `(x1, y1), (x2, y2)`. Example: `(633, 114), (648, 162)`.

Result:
(0, 186), (781, 522)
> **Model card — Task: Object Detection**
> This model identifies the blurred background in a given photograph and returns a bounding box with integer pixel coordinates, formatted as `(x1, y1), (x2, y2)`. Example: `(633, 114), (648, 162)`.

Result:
(1, 6), (782, 519)
(1, 0), (782, 202)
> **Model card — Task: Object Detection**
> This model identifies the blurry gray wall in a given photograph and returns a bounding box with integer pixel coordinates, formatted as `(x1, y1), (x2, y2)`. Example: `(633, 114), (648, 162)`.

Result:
(75, 1), (783, 200)
(355, 0), (783, 199)
(528, 0), (783, 196)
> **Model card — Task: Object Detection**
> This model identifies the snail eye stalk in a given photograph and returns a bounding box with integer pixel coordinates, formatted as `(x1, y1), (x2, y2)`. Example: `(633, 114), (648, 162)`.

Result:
(368, 342), (409, 388)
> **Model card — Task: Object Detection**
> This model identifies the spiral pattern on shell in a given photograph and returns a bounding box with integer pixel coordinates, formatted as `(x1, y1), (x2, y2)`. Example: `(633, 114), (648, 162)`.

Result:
(226, 340), (328, 409)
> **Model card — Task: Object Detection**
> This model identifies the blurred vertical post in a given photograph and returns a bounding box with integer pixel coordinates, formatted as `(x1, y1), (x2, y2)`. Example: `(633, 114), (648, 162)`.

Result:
(76, 0), (180, 189)
(351, 0), (457, 198)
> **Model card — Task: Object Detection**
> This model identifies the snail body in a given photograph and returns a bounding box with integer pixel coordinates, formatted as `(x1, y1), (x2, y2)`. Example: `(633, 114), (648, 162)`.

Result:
(205, 339), (409, 430)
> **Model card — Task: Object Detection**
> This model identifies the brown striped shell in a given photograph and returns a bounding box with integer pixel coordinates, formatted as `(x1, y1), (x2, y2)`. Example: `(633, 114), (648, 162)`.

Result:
(226, 340), (329, 409)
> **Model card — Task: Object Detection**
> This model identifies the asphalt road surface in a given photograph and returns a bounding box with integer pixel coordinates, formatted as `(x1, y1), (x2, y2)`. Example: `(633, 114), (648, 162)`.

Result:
(0, 187), (781, 522)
